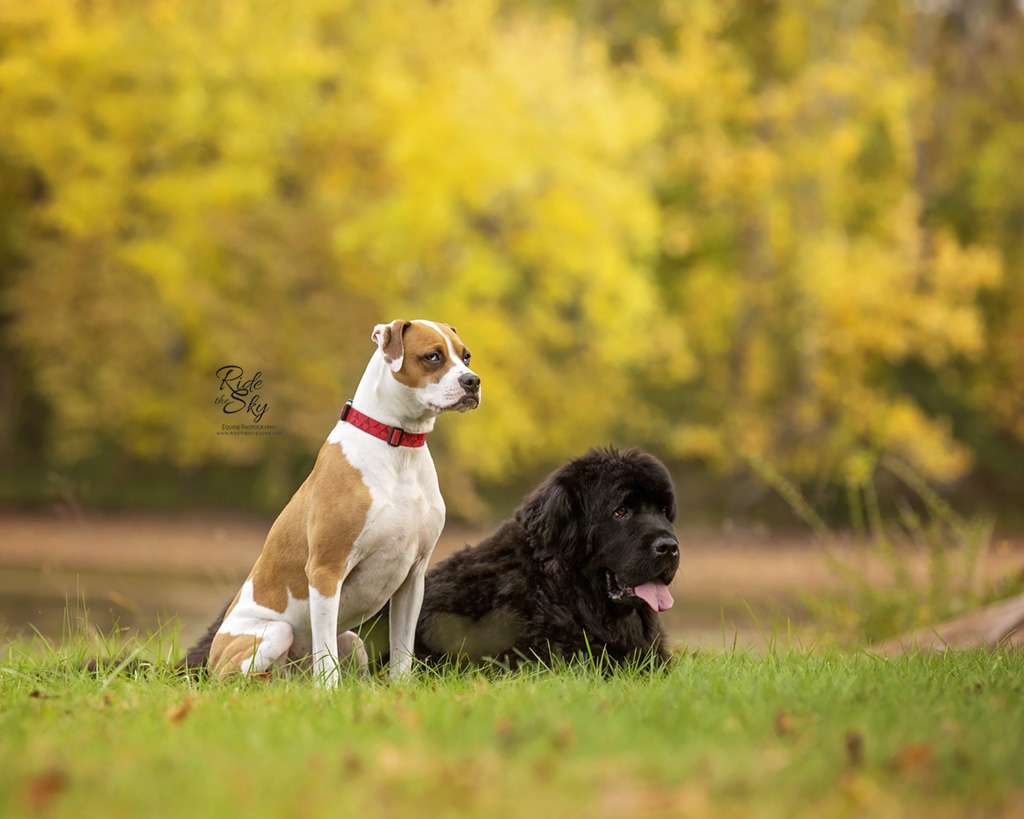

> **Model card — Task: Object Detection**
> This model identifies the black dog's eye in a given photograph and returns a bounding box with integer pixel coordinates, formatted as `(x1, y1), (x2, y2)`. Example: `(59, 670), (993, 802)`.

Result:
(662, 507), (670, 518)
(613, 506), (628, 518)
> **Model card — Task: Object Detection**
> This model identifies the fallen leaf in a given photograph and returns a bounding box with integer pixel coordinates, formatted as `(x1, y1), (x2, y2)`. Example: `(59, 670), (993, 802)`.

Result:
(28, 690), (51, 699)
(775, 709), (797, 737)
(248, 671), (273, 683)
(493, 717), (522, 751)
(493, 717), (517, 735)
(552, 723), (575, 751)
(886, 743), (933, 772)
(165, 698), (195, 724)
(21, 769), (68, 812)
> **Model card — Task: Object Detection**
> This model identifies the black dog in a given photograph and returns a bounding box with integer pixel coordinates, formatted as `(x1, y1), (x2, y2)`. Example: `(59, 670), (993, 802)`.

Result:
(180, 447), (679, 672)
(397, 446), (679, 668)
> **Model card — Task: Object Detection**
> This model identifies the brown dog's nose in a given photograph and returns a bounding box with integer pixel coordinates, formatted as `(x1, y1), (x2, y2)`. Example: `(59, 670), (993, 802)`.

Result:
(459, 373), (481, 391)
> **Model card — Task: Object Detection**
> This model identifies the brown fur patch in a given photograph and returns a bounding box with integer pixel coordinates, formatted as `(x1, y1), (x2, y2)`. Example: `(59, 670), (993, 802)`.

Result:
(392, 322), (469, 390)
(375, 319), (411, 369)
(434, 323), (464, 353)
(209, 633), (264, 679)
(304, 442), (373, 597)
(248, 485), (313, 613)
(241, 441), (372, 607)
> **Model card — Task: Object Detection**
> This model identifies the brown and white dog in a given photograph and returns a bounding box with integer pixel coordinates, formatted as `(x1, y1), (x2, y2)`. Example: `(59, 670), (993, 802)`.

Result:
(208, 319), (480, 686)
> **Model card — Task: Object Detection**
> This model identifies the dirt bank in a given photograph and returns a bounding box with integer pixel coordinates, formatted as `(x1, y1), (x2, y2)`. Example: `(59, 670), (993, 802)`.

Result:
(2, 511), (1021, 652)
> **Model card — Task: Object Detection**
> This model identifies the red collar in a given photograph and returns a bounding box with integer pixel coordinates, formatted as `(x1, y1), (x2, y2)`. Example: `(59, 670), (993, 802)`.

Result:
(339, 401), (427, 448)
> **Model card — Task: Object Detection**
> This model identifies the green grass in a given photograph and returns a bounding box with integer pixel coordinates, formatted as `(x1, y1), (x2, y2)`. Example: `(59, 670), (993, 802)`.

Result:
(1, 638), (1022, 819)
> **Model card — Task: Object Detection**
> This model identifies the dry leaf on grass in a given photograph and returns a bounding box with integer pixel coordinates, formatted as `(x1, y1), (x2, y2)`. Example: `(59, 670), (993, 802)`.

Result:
(886, 743), (933, 772)
(21, 769), (68, 812)
(774, 709), (797, 737)
(165, 698), (196, 725)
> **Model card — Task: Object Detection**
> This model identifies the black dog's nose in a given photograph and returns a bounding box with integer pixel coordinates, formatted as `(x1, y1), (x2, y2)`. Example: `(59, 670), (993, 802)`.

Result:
(459, 373), (481, 391)
(653, 536), (679, 557)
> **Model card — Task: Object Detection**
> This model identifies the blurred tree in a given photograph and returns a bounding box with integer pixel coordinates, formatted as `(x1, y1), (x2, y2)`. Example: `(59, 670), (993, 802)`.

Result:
(0, 0), (663, 513)
(0, 0), (1021, 517)
(0, 0), (380, 504)
(325, 3), (669, 481)
(635, 0), (1003, 490)
(914, 0), (1024, 471)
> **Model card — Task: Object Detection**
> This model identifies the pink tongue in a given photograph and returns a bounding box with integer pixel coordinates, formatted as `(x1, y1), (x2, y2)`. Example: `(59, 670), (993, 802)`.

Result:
(634, 582), (674, 612)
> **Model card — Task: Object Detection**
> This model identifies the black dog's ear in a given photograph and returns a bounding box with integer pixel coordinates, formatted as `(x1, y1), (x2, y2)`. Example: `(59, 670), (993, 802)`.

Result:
(517, 477), (579, 563)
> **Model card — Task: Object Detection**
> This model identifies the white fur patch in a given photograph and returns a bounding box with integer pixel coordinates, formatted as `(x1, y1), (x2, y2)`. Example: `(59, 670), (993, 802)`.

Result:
(309, 581), (343, 687)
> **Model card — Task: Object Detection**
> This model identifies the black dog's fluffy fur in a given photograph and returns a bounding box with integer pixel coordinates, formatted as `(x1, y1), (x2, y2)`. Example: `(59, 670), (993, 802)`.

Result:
(180, 447), (679, 672)
(404, 446), (679, 668)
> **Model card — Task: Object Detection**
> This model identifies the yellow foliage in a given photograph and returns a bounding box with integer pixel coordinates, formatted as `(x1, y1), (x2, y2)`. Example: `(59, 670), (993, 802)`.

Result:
(0, 0), (1018, 511)
(881, 401), (972, 484)
(0, 0), (666, 502)
(638, 1), (1003, 483)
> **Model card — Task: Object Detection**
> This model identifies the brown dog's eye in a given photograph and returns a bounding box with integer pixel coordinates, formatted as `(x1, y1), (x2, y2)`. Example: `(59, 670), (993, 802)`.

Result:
(614, 506), (628, 518)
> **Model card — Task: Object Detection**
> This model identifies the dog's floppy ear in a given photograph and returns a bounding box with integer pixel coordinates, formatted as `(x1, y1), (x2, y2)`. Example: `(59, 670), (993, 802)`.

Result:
(372, 319), (411, 372)
(518, 476), (580, 563)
